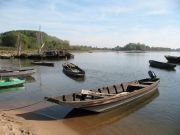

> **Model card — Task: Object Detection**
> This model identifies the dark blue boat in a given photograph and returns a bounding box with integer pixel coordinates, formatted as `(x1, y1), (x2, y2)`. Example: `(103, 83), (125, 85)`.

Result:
(149, 60), (176, 70)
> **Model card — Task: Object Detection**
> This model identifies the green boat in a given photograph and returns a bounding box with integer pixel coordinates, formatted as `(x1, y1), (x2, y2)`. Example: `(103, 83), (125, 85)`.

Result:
(0, 78), (25, 88)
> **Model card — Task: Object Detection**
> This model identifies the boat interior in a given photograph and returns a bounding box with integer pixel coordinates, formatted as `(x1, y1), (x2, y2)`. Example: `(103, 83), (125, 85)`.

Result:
(63, 63), (85, 73)
(45, 78), (159, 103)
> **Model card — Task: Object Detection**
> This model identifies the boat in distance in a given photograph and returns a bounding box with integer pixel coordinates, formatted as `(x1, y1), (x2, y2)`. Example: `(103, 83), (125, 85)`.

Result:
(45, 71), (160, 113)
(0, 78), (25, 89)
(149, 60), (176, 70)
(62, 62), (85, 78)
(0, 68), (36, 77)
(165, 55), (180, 64)
(31, 61), (54, 67)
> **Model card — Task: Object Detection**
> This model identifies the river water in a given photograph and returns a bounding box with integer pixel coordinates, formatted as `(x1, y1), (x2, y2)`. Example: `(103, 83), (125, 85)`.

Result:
(0, 51), (180, 135)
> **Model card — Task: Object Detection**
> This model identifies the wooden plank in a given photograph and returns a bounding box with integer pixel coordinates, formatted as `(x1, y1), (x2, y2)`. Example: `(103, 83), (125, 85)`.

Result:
(128, 83), (147, 87)
(81, 89), (116, 97)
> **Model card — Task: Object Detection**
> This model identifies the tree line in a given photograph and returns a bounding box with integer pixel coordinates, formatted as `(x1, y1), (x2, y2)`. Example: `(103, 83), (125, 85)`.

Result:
(0, 30), (178, 51)
(112, 43), (173, 51)
(0, 30), (106, 51)
(0, 30), (70, 50)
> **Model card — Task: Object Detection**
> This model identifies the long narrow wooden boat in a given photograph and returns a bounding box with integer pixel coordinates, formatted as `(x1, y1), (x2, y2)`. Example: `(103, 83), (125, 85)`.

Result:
(165, 55), (180, 63)
(45, 71), (160, 113)
(62, 62), (85, 78)
(63, 90), (159, 130)
(149, 60), (176, 70)
(0, 68), (36, 77)
(0, 78), (25, 89)
(31, 61), (54, 67)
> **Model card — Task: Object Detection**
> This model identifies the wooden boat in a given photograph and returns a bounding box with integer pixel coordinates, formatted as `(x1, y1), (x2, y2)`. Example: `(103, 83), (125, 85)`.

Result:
(62, 62), (85, 78)
(63, 91), (159, 132)
(45, 71), (160, 112)
(165, 55), (180, 63)
(31, 61), (54, 66)
(149, 60), (176, 70)
(0, 78), (25, 88)
(0, 68), (36, 77)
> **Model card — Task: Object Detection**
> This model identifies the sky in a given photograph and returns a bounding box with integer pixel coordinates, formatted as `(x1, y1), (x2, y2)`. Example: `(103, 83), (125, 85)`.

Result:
(0, 0), (180, 48)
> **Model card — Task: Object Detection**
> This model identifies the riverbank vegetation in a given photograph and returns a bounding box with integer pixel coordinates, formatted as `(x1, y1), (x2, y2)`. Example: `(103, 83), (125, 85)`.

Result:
(0, 30), (179, 52)
(0, 30), (69, 49)
(112, 43), (179, 51)
(0, 30), (106, 52)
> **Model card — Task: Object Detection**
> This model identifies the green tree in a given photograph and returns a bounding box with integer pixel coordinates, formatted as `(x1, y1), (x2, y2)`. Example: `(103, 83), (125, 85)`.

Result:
(1, 32), (18, 47)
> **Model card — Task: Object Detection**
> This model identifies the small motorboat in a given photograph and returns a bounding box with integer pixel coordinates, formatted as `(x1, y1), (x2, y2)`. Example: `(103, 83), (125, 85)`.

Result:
(0, 78), (25, 89)
(165, 55), (180, 64)
(45, 71), (159, 113)
(149, 60), (176, 70)
(62, 62), (85, 78)
(31, 61), (54, 67)
(0, 68), (36, 77)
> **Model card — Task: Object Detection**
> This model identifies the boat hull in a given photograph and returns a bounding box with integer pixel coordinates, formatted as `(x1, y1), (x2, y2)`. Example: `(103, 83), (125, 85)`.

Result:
(149, 60), (176, 70)
(165, 55), (180, 64)
(0, 69), (36, 77)
(0, 78), (25, 89)
(63, 69), (85, 78)
(31, 61), (54, 66)
(82, 84), (158, 112)
(62, 63), (85, 78)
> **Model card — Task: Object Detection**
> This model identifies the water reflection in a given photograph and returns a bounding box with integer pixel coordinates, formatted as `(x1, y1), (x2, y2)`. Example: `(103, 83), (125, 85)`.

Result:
(10, 59), (32, 67)
(1, 52), (180, 135)
(0, 87), (24, 94)
(18, 76), (36, 83)
(63, 74), (86, 82)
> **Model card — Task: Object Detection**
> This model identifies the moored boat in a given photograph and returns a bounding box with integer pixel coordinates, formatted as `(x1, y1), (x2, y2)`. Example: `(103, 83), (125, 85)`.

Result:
(0, 68), (36, 77)
(45, 71), (160, 112)
(31, 61), (54, 66)
(62, 62), (85, 78)
(149, 60), (176, 70)
(165, 55), (180, 63)
(0, 78), (25, 89)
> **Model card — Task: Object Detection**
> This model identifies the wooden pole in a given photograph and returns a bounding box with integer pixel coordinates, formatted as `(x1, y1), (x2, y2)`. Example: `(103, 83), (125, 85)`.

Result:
(17, 34), (22, 56)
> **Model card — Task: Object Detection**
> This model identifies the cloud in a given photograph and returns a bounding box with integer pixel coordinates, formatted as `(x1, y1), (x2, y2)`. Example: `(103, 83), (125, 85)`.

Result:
(0, 0), (179, 48)
(66, 25), (180, 49)
(143, 0), (178, 16)
(146, 10), (171, 16)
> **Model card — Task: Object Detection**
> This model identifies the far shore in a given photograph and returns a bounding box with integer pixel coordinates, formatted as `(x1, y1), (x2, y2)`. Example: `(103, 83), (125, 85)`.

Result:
(0, 48), (178, 56)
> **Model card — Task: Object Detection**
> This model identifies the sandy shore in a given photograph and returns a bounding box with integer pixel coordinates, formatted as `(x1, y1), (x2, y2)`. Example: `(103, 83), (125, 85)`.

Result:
(0, 109), (79, 135)
(0, 111), (35, 135)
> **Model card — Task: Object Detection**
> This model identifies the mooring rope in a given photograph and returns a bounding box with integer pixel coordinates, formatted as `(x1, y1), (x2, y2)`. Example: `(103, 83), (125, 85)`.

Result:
(0, 100), (44, 112)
